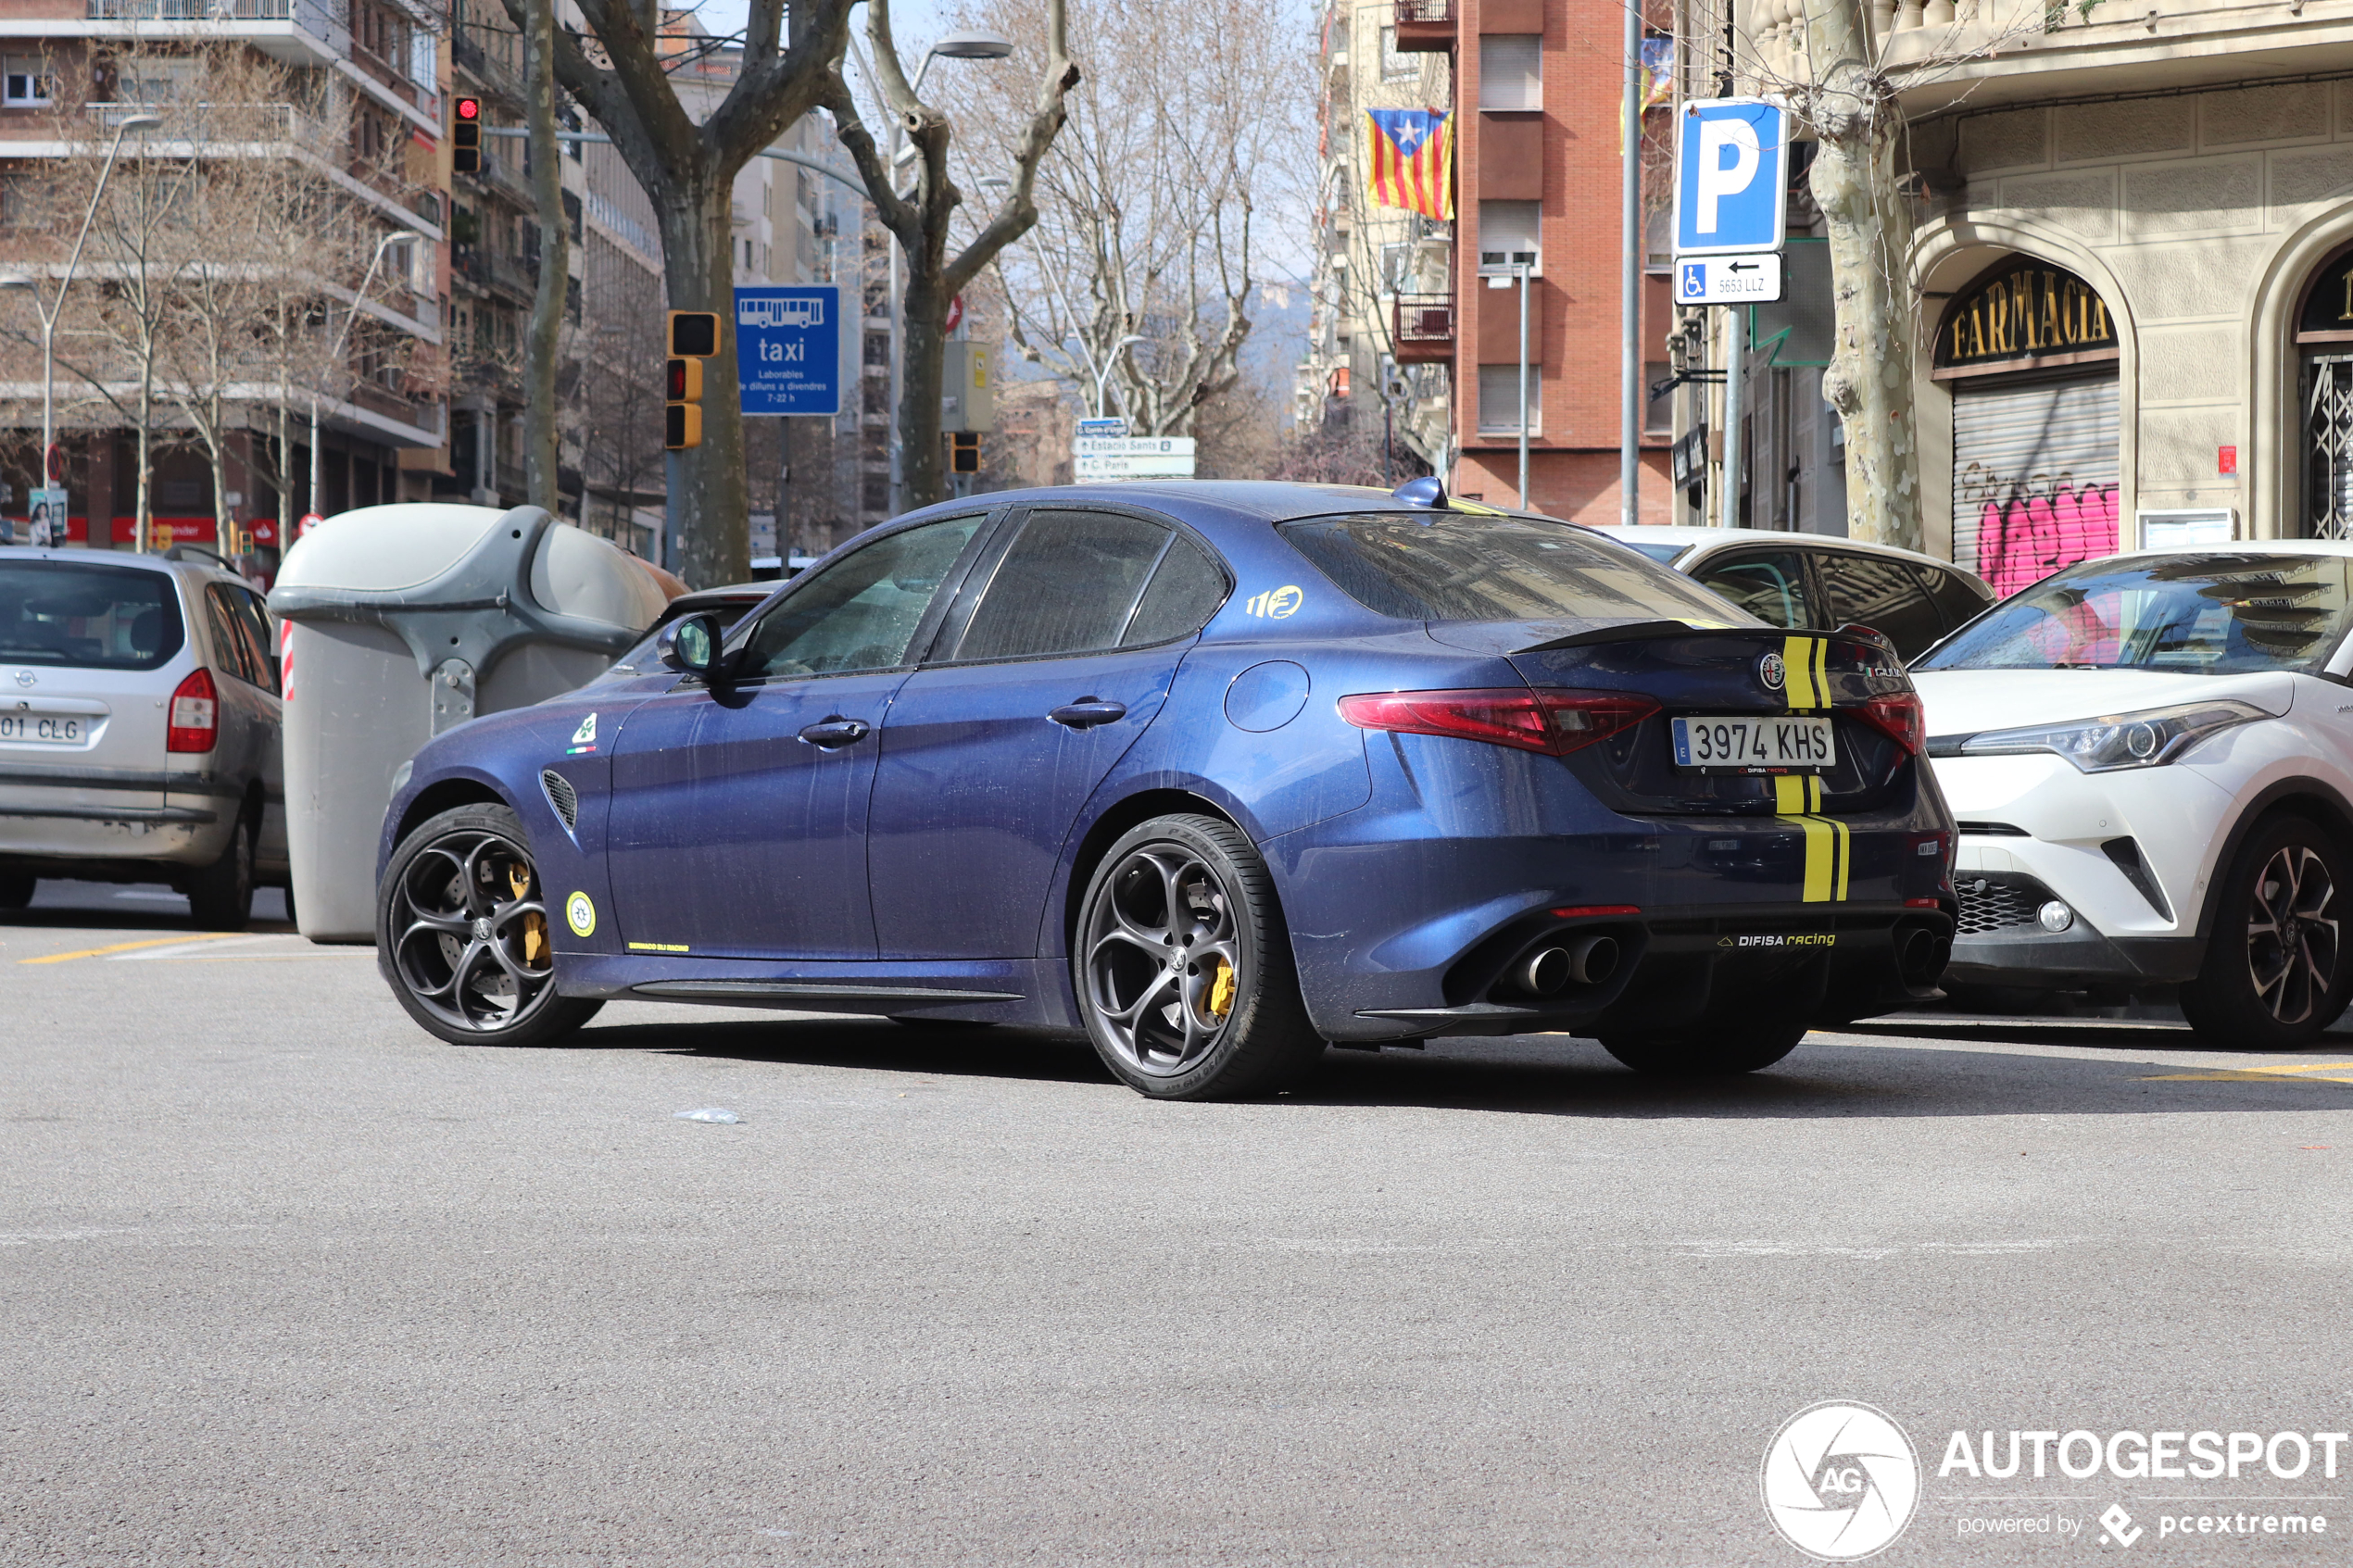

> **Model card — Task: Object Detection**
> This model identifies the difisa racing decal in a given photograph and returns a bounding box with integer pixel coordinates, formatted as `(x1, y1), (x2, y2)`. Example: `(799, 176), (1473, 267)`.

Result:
(1759, 1399), (2346, 1559)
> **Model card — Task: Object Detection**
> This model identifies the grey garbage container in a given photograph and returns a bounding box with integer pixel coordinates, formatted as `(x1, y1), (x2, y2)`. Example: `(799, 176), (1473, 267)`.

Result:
(268, 503), (668, 942)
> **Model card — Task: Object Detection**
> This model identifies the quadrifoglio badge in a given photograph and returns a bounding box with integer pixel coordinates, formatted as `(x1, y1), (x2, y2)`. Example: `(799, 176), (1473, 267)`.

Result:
(1762, 1402), (2347, 1558)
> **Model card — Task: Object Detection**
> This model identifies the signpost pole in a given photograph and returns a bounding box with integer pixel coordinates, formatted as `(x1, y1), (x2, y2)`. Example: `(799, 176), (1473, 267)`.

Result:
(1517, 263), (1530, 510)
(1718, 307), (1743, 530)
(1620, 0), (1642, 527)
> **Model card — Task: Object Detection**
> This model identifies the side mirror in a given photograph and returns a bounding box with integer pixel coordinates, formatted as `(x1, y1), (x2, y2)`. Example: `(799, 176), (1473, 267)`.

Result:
(656, 611), (724, 678)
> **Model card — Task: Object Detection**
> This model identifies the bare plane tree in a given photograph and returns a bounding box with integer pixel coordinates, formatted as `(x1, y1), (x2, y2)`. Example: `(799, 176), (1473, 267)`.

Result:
(935, 0), (1311, 439)
(820, 0), (1078, 508)
(510, 0), (858, 586)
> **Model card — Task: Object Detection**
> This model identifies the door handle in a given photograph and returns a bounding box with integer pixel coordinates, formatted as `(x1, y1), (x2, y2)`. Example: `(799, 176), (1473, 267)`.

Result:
(1049, 699), (1127, 729)
(797, 717), (870, 748)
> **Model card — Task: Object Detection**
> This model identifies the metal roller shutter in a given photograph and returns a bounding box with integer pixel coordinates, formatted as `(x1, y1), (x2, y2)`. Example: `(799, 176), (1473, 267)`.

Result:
(1951, 374), (2120, 597)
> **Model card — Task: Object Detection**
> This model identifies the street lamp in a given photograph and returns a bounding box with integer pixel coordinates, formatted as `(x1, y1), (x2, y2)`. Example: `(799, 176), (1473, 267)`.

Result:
(309, 228), (422, 525)
(1066, 332), (1147, 420)
(0, 111), (161, 547)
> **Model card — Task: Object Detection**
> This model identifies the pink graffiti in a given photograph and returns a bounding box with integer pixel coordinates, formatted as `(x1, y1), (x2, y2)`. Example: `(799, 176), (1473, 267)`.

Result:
(1977, 483), (2120, 598)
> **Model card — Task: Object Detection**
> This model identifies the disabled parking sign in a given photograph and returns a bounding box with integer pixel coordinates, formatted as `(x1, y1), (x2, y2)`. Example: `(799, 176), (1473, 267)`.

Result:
(736, 285), (842, 416)
(1673, 98), (1789, 258)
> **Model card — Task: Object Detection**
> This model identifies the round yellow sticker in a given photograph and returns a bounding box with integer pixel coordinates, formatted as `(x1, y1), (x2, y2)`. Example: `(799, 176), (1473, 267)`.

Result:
(565, 891), (596, 937)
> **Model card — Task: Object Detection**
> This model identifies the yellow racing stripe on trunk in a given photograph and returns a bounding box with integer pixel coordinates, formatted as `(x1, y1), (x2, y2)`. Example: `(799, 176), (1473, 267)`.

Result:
(1781, 635), (1819, 710)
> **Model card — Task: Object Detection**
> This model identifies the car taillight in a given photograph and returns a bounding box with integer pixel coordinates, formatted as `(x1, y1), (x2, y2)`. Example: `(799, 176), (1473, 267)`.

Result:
(1338, 688), (1661, 757)
(167, 668), (219, 753)
(1854, 691), (1925, 755)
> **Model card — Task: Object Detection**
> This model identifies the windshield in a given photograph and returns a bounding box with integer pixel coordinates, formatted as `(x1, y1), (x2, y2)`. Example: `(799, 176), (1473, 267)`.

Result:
(1917, 553), (2353, 674)
(0, 559), (185, 671)
(1280, 514), (1752, 625)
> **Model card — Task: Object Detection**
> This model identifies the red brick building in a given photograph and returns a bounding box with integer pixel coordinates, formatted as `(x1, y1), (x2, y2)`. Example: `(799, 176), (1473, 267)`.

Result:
(1390, 0), (1675, 520)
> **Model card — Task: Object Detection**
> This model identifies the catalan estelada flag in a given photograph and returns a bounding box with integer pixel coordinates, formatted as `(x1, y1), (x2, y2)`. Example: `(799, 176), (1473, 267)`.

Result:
(1365, 108), (1453, 220)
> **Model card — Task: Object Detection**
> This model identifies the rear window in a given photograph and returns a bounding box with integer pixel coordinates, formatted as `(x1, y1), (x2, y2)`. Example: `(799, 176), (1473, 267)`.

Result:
(1280, 513), (1754, 625)
(0, 559), (185, 671)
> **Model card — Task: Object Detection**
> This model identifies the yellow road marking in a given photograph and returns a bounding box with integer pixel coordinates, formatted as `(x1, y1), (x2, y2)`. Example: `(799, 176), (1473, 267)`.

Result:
(2143, 1063), (2353, 1085)
(19, 933), (245, 965)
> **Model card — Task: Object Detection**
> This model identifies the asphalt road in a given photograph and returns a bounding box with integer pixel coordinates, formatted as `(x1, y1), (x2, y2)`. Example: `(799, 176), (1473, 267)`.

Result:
(6, 881), (2352, 1566)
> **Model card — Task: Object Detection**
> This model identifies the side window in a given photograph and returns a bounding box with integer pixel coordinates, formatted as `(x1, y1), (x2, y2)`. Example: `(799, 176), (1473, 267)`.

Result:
(949, 509), (1175, 662)
(1818, 552), (1947, 659)
(1692, 549), (1816, 629)
(740, 514), (982, 681)
(203, 584), (261, 688)
(227, 586), (278, 695)
(1124, 533), (1228, 646)
(1921, 567), (1992, 632)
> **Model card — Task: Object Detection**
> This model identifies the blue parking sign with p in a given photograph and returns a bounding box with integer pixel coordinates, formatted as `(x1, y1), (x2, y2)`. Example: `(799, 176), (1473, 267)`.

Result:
(1673, 99), (1788, 257)
(736, 285), (842, 416)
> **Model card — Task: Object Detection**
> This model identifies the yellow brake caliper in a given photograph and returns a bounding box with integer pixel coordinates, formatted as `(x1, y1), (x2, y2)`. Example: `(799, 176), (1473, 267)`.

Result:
(510, 864), (546, 963)
(1206, 959), (1236, 1022)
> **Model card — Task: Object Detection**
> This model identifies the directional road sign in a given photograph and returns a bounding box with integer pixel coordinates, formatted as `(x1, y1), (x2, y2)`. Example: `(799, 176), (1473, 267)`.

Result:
(1674, 252), (1785, 305)
(1673, 98), (1789, 258)
(1073, 435), (1195, 480)
(736, 285), (842, 416)
(1075, 417), (1130, 438)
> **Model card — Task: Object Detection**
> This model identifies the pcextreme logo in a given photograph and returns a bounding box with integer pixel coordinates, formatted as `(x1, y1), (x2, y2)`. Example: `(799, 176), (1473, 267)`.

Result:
(1762, 1401), (1921, 1561)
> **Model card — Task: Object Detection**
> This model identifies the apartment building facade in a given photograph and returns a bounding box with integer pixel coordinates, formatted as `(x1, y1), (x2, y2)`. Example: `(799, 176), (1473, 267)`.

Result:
(0, 0), (448, 566)
(1306, 0), (1676, 517)
(1680, 0), (2353, 578)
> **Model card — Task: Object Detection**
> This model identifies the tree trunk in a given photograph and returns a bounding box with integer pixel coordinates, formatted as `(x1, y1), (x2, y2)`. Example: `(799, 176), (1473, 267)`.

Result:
(1805, 0), (1920, 550)
(656, 190), (749, 588)
(900, 270), (947, 508)
(523, 0), (567, 517)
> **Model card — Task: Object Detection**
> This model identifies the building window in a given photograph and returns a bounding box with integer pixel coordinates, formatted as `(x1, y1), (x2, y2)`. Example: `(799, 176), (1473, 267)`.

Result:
(1478, 364), (1540, 434)
(1378, 26), (1416, 82)
(1645, 361), (1672, 436)
(5, 56), (55, 107)
(1478, 200), (1540, 271)
(1478, 36), (1541, 111)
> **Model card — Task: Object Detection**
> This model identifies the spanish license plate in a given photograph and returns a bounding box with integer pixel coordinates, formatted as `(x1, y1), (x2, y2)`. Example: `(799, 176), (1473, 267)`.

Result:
(1671, 714), (1835, 772)
(0, 712), (87, 746)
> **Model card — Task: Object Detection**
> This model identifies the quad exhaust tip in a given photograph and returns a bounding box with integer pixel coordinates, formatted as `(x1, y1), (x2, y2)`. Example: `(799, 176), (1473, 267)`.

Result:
(1517, 933), (1619, 996)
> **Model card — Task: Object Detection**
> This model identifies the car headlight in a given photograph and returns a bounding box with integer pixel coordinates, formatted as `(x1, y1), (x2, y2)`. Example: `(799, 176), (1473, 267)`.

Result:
(1950, 699), (2269, 773)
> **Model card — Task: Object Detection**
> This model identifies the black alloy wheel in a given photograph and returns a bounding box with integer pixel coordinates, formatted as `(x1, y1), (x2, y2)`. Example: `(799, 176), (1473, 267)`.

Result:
(1076, 813), (1323, 1100)
(2181, 815), (2350, 1048)
(186, 814), (255, 931)
(377, 803), (602, 1047)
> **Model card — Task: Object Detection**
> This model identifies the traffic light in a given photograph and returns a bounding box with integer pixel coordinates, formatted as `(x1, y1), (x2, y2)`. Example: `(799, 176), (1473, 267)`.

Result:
(452, 96), (481, 174)
(667, 311), (720, 358)
(664, 313), (717, 451)
(950, 432), (980, 474)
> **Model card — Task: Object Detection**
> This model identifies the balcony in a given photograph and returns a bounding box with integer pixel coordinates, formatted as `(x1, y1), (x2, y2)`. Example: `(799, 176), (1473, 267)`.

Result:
(83, 0), (349, 62)
(1390, 0), (1455, 51)
(1392, 294), (1454, 363)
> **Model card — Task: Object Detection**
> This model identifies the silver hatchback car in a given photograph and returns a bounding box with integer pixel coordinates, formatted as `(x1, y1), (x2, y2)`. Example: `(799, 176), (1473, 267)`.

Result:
(0, 546), (285, 927)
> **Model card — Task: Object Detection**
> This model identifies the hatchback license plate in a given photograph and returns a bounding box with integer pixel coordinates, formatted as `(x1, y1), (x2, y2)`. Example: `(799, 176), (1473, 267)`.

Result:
(1671, 715), (1834, 771)
(0, 713), (86, 746)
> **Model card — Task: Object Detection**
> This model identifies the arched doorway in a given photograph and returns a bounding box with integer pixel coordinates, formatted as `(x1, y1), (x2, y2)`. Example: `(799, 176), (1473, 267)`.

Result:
(2295, 247), (2353, 538)
(1934, 258), (2121, 596)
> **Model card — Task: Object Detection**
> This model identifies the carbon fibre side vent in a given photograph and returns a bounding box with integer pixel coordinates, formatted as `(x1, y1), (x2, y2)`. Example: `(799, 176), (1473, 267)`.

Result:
(540, 768), (579, 832)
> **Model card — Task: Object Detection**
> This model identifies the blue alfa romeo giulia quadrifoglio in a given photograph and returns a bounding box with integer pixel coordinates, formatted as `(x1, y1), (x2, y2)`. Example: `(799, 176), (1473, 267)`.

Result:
(375, 482), (1959, 1099)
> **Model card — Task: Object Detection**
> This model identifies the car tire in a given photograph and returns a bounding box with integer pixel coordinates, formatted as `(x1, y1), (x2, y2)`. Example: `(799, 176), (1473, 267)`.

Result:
(2180, 814), (2351, 1049)
(0, 872), (33, 910)
(1598, 1021), (1809, 1076)
(1075, 813), (1324, 1100)
(186, 815), (255, 932)
(377, 803), (602, 1048)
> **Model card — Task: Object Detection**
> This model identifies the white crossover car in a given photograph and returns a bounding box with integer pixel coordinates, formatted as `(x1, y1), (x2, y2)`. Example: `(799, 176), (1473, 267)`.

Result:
(1592, 527), (1994, 662)
(1911, 544), (2353, 1047)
